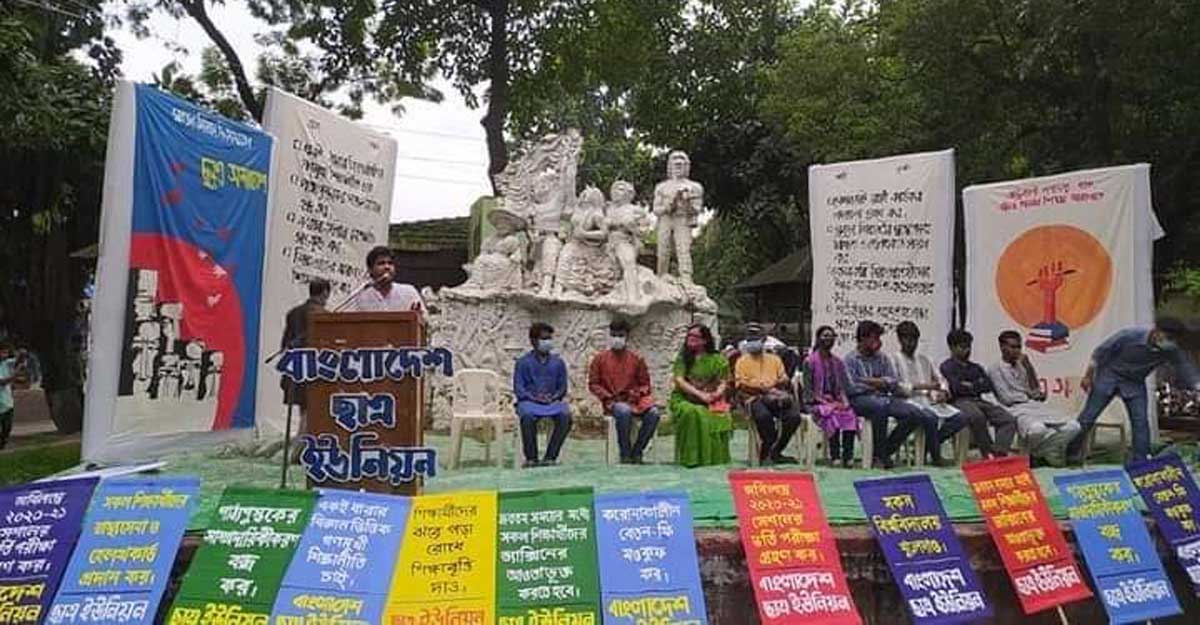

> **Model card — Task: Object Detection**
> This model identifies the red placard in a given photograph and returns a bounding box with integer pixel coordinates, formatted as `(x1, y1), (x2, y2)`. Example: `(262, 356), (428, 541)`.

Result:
(962, 456), (1092, 613)
(729, 471), (862, 625)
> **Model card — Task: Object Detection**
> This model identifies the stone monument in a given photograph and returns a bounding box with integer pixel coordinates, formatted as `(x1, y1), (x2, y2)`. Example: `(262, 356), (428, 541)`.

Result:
(423, 131), (717, 427)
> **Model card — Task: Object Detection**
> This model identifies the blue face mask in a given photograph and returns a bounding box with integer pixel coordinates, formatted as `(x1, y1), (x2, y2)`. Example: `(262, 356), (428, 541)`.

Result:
(536, 339), (554, 354)
(744, 340), (764, 354)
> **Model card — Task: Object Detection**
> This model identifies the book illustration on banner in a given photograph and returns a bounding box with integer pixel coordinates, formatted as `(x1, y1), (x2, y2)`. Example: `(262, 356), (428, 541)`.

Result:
(854, 474), (991, 625)
(0, 477), (99, 625)
(994, 225), (1113, 354)
(1125, 454), (1200, 593)
(728, 471), (862, 625)
(1054, 469), (1182, 624)
(47, 477), (199, 625)
(593, 491), (707, 625)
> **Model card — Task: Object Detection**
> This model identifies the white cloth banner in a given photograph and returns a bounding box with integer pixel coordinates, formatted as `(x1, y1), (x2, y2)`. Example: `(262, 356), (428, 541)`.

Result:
(809, 149), (956, 362)
(963, 164), (1162, 430)
(254, 88), (397, 437)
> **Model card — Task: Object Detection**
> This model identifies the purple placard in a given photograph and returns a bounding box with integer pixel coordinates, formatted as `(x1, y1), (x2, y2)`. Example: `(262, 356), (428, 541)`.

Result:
(1126, 454), (1200, 590)
(855, 475), (991, 625)
(0, 478), (99, 625)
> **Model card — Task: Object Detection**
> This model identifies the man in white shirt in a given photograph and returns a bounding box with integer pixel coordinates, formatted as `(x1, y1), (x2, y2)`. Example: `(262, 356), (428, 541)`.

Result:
(988, 330), (1080, 467)
(343, 246), (426, 313)
(889, 322), (963, 465)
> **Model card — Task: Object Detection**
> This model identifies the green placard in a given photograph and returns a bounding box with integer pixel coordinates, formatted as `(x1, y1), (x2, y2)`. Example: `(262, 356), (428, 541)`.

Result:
(496, 487), (600, 625)
(167, 486), (316, 625)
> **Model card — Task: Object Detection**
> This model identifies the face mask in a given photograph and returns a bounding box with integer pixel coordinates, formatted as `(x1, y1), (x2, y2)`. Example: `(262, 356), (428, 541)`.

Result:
(1156, 338), (1178, 351)
(610, 336), (627, 350)
(685, 337), (705, 353)
(744, 340), (764, 354)
(536, 339), (554, 354)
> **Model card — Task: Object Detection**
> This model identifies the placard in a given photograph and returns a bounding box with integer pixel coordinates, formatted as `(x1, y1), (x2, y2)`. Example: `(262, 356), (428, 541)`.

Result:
(855, 475), (990, 625)
(728, 472), (860, 625)
(270, 490), (410, 625)
(0, 478), (98, 625)
(166, 487), (315, 625)
(1055, 470), (1181, 623)
(497, 488), (600, 625)
(593, 491), (707, 625)
(384, 492), (497, 625)
(48, 478), (199, 625)
(962, 457), (1090, 613)
(1126, 454), (1200, 590)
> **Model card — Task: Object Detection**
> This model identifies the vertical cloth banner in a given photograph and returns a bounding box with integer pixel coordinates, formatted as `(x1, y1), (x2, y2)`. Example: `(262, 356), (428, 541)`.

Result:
(0, 478), (98, 625)
(1055, 470), (1181, 623)
(385, 492), (497, 625)
(809, 150), (955, 361)
(47, 477), (198, 625)
(961, 458), (1090, 614)
(84, 81), (275, 463)
(855, 475), (990, 625)
(496, 488), (600, 625)
(270, 490), (411, 625)
(963, 165), (1162, 432)
(167, 487), (315, 625)
(255, 88), (396, 438)
(593, 491), (707, 625)
(1126, 454), (1200, 591)
(728, 471), (861, 625)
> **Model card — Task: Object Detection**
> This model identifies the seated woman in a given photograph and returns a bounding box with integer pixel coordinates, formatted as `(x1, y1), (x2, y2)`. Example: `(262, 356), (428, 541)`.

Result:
(803, 325), (860, 468)
(669, 323), (733, 467)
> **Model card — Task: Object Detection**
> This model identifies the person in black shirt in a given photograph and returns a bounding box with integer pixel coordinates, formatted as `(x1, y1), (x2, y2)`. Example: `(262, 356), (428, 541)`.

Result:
(939, 329), (1017, 459)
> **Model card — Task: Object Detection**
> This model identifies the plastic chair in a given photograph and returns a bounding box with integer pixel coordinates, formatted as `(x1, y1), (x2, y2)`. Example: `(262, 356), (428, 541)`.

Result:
(604, 408), (666, 465)
(1082, 422), (1128, 466)
(447, 369), (508, 469)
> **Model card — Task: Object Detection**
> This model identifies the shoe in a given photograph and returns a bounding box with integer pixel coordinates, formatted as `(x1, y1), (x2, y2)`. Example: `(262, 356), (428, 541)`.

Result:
(841, 459), (853, 469)
(522, 460), (541, 468)
(770, 454), (799, 465)
(619, 457), (634, 465)
(632, 455), (645, 465)
(759, 456), (775, 467)
(878, 457), (896, 470)
(541, 459), (559, 467)
(928, 455), (947, 468)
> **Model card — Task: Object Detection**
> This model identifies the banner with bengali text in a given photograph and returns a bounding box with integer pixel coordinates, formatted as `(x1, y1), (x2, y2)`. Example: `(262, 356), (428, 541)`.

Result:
(728, 471), (860, 625)
(1126, 454), (1200, 593)
(385, 492), (497, 625)
(594, 491), (707, 625)
(961, 458), (1090, 614)
(809, 150), (955, 361)
(1055, 470), (1180, 623)
(855, 475), (990, 625)
(0, 478), (98, 625)
(48, 477), (198, 625)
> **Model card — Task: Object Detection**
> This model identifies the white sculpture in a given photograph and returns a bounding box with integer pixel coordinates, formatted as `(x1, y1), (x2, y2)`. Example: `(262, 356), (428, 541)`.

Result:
(606, 180), (653, 303)
(555, 186), (618, 297)
(652, 150), (703, 283)
(461, 207), (529, 291)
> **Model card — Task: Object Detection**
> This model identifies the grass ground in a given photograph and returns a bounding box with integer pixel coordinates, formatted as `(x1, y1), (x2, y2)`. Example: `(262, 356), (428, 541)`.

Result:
(0, 440), (81, 486)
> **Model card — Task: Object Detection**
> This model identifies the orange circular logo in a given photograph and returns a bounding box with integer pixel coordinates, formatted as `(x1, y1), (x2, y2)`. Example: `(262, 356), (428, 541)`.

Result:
(994, 225), (1112, 331)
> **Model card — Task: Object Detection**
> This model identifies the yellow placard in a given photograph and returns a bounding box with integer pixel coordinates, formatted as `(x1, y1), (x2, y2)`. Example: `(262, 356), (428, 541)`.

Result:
(383, 491), (497, 625)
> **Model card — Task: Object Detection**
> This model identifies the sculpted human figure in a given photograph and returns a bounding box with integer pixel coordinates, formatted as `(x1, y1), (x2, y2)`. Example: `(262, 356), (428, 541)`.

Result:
(555, 187), (617, 297)
(652, 151), (703, 282)
(463, 207), (529, 290)
(606, 180), (651, 302)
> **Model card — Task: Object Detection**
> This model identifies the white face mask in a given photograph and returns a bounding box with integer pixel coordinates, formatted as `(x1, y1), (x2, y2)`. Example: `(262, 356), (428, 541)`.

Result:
(1156, 338), (1178, 351)
(610, 336), (627, 350)
(744, 340), (764, 354)
(536, 339), (554, 354)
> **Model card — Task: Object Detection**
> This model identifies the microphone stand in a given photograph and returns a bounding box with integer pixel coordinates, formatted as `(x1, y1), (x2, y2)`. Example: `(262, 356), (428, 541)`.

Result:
(332, 278), (384, 313)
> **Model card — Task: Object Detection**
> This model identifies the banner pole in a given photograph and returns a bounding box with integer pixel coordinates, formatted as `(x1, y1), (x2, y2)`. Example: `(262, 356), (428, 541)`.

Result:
(1056, 606), (1069, 625)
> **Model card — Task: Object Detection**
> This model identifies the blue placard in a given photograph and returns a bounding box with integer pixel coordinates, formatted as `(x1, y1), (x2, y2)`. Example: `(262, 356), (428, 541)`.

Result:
(1126, 454), (1200, 591)
(270, 490), (410, 625)
(855, 475), (990, 625)
(593, 491), (706, 625)
(1055, 469), (1181, 624)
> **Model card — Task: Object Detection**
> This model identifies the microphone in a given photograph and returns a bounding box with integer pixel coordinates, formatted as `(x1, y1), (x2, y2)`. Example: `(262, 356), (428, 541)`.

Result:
(331, 275), (388, 313)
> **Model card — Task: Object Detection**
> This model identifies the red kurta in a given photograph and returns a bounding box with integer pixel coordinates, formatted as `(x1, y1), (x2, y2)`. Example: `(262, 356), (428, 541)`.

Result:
(588, 349), (657, 414)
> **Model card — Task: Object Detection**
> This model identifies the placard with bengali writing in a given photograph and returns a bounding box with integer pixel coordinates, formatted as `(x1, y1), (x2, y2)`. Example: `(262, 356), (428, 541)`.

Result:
(270, 490), (411, 625)
(47, 477), (198, 625)
(1055, 470), (1181, 623)
(0, 478), (98, 625)
(593, 492), (706, 625)
(962, 458), (1090, 614)
(728, 472), (860, 625)
(496, 488), (600, 625)
(384, 491), (496, 625)
(855, 475), (990, 625)
(166, 487), (316, 625)
(1126, 454), (1200, 591)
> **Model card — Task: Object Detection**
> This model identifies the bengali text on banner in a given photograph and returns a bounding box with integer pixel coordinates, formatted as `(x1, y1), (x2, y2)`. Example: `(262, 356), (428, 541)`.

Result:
(1126, 453), (1200, 591)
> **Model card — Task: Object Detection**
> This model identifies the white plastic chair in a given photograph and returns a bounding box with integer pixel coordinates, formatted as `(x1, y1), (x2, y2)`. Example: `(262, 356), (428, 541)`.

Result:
(604, 408), (665, 465)
(448, 369), (508, 469)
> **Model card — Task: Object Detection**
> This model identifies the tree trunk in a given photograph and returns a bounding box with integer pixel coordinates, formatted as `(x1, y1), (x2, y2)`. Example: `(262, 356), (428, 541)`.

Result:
(182, 0), (263, 122)
(481, 0), (511, 193)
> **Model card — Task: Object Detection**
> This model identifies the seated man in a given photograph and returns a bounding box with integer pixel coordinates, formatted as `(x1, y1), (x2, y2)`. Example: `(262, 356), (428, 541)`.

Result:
(989, 331), (1081, 467)
(845, 320), (937, 469)
(735, 323), (803, 465)
(940, 329), (1017, 459)
(588, 319), (661, 464)
(513, 322), (572, 467)
(889, 321), (961, 465)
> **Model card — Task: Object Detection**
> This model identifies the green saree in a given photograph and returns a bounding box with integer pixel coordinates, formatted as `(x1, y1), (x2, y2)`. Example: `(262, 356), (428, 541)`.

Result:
(669, 352), (733, 467)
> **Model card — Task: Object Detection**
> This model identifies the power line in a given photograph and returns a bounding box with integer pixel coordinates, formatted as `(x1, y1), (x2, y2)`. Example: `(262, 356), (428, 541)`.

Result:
(395, 172), (489, 187)
(396, 153), (487, 167)
(364, 123), (482, 142)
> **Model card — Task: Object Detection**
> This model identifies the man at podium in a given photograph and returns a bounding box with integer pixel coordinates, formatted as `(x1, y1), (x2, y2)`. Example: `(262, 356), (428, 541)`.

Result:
(343, 245), (426, 313)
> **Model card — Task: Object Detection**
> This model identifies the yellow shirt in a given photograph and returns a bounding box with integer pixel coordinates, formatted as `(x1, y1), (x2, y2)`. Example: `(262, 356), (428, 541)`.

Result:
(735, 352), (786, 392)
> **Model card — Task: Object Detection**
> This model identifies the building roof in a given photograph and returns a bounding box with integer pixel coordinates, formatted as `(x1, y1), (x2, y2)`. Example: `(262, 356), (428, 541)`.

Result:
(388, 217), (471, 252)
(733, 247), (812, 291)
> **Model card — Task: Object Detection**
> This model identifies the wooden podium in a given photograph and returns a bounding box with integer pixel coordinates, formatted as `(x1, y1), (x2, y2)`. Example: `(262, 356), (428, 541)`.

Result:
(305, 311), (425, 496)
